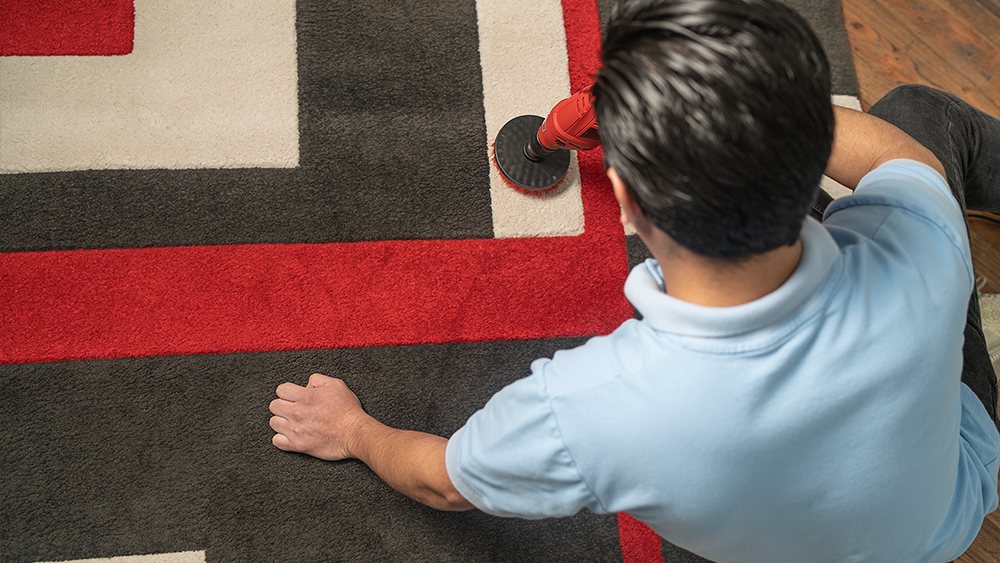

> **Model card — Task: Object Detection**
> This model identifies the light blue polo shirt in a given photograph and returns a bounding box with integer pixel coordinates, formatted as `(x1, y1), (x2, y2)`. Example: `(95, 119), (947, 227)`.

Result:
(446, 160), (999, 563)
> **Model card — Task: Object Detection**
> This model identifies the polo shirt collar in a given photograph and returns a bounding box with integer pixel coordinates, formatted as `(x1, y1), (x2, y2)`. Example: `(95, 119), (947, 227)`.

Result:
(624, 217), (840, 337)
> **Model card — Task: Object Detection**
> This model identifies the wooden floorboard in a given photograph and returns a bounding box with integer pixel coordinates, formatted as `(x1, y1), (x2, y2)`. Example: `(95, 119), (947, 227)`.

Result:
(841, 0), (1000, 560)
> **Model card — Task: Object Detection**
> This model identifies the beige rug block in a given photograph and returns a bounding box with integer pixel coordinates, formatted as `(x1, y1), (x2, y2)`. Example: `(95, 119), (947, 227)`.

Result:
(0, 0), (298, 173)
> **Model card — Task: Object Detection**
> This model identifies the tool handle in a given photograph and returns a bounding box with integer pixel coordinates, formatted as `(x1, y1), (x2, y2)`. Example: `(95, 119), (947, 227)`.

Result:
(536, 90), (600, 152)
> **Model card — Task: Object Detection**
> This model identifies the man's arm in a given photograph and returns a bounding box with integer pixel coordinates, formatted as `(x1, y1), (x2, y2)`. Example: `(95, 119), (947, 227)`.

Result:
(825, 105), (946, 190)
(269, 373), (474, 512)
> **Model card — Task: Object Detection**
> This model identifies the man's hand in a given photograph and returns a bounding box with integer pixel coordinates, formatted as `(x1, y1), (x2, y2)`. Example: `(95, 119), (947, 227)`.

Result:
(268, 373), (474, 511)
(269, 373), (366, 461)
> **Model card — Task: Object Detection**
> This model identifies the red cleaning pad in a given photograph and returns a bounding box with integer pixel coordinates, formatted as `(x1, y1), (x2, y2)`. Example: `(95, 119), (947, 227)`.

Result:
(0, 0), (134, 56)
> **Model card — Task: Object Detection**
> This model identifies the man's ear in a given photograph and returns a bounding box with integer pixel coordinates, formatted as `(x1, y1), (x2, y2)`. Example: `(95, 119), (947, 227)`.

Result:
(608, 168), (642, 226)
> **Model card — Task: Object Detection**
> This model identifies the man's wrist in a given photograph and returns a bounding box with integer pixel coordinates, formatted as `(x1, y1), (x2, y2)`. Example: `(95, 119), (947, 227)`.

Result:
(344, 412), (381, 462)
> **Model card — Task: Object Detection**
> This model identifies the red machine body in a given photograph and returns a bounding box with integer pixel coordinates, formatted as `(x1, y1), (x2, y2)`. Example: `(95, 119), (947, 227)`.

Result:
(535, 90), (600, 152)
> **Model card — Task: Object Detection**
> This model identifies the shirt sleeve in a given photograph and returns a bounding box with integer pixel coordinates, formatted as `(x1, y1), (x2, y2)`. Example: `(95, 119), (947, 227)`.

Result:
(823, 158), (974, 290)
(445, 359), (604, 518)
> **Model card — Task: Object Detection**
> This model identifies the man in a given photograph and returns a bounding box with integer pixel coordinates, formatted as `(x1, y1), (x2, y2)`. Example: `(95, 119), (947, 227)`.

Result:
(269, 0), (1000, 560)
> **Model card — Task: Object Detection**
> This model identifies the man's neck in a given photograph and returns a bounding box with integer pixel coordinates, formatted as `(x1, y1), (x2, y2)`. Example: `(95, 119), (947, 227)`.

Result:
(649, 238), (804, 308)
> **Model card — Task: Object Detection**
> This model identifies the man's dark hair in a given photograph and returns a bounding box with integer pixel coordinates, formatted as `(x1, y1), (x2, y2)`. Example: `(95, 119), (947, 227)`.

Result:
(592, 0), (834, 259)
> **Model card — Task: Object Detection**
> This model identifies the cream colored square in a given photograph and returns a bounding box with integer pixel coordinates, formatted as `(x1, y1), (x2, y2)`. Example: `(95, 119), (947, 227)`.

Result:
(0, 0), (298, 173)
(38, 551), (206, 563)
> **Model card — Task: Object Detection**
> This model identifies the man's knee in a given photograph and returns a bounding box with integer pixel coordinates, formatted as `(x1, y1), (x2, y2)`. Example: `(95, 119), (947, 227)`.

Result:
(868, 84), (952, 122)
(879, 83), (942, 105)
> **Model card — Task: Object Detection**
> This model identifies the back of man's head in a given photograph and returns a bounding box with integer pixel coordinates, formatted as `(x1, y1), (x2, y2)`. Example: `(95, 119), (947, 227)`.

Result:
(593, 0), (834, 259)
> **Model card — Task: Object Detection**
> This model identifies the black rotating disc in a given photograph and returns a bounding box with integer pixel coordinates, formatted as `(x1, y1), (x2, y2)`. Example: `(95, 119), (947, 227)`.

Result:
(493, 115), (571, 193)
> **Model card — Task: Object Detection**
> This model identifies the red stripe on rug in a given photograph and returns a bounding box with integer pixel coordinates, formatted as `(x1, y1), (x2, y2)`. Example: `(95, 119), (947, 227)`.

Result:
(619, 512), (665, 563)
(0, 0), (134, 56)
(561, 0), (604, 93)
(2, 230), (631, 363)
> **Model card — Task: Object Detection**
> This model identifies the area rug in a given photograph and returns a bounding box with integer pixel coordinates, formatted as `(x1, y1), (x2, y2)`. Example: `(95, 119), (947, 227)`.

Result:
(0, 0), (858, 561)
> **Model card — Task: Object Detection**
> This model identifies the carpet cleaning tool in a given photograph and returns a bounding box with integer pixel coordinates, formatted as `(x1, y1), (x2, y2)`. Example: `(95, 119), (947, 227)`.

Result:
(492, 89), (600, 195)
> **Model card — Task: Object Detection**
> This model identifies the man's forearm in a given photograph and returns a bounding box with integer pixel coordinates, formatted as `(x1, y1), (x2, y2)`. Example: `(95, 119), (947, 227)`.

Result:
(269, 373), (473, 512)
(348, 416), (474, 512)
(825, 105), (946, 190)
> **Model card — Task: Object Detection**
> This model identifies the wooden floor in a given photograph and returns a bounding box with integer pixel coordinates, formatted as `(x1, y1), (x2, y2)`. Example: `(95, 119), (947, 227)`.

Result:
(840, 0), (1000, 560)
